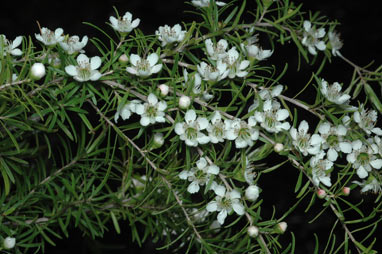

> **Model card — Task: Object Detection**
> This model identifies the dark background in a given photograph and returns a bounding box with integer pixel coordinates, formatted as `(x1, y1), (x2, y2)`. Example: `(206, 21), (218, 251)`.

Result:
(1, 0), (381, 253)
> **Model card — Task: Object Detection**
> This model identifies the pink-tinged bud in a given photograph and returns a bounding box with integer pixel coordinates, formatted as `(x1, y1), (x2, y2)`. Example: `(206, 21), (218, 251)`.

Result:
(317, 189), (326, 199)
(158, 84), (169, 96)
(275, 222), (287, 234)
(179, 95), (191, 109)
(247, 225), (259, 238)
(274, 143), (284, 153)
(30, 63), (46, 80)
(342, 187), (350, 196)
(118, 54), (129, 64)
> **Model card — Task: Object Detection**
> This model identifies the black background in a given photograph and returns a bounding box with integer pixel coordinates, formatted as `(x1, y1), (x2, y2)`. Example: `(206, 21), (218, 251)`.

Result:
(1, 0), (381, 253)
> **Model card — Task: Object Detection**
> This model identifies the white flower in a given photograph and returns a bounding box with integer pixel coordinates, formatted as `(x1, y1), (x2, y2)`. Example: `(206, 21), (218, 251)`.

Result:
(320, 79), (350, 105)
(225, 117), (259, 148)
(135, 93), (167, 126)
(328, 31), (343, 57)
(290, 120), (322, 156)
(65, 54), (102, 82)
(126, 53), (162, 77)
(254, 99), (290, 133)
(179, 157), (219, 193)
(372, 136), (382, 157)
(30, 63), (46, 80)
(3, 236), (16, 249)
(60, 35), (88, 55)
(35, 27), (64, 46)
(301, 21), (326, 55)
(206, 186), (244, 225)
(318, 121), (352, 162)
(248, 85), (283, 113)
(223, 47), (250, 78)
(0, 35), (23, 56)
(242, 43), (273, 61)
(347, 140), (382, 179)
(205, 39), (228, 60)
(109, 11), (140, 33)
(114, 100), (142, 123)
(175, 109), (210, 146)
(353, 176), (382, 193)
(156, 24), (186, 46)
(197, 61), (229, 81)
(310, 152), (333, 187)
(192, 0), (226, 8)
(207, 111), (226, 143)
(354, 106), (382, 135)
(245, 185), (260, 201)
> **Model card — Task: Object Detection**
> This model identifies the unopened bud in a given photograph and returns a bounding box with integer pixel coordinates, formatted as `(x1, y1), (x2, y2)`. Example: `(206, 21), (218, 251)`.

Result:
(118, 54), (129, 64)
(317, 189), (326, 199)
(152, 133), (164, 149)
(275, 222), (287, 234)
(3, 237), (16, 249)
(179, 95), (191, 109)
(247, 226), (259, 238)
(30, 63), (46, 80)
(342, 187), (350, 196)
(245, 185), (260, 201)
(158, 84), (169, 96)
(274, 143), (284, 153)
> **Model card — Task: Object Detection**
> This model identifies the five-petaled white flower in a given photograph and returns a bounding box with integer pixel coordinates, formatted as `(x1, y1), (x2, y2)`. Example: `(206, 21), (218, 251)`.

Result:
(65, 53), (102, 82)
(207, 111), (226, 143)
(354, 106), (382, 135)
(223, 47), (250, 78)
(192, 0), (226, 8)
(156, 24), (186, 46)
(197, 61), (229, 82)
(0, 35), (23, 56)
(290, 120), (322, 156)
(241, 43), (273, 61)
(310, 152), (333, 187)
(205, 39), (228, 60)
(179, 157), (220, 193)
(353, 176), (382, 193)
(301, 21), (326, 55)
(114, 100), (142, 123)
(320, 79), (350, 105)
(346, 140), (382, 179)
(254, 99), (290, 133)
(60, 35), (88, 55)
(126, 53), (162, 77)
(317, 122), (352, 162)
(175, 109), (210, 146)
(109, 11), (140, 34)
(135, 93), (167, 126)
(35, 27), (64, 46)
(206, 185), (245, 225)
(328, 31), (343, 57)
(225, 117), (259, 148)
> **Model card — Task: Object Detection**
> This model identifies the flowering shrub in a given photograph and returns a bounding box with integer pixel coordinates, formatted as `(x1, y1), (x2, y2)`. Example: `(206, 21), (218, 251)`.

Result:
(1, 0), (382, 253)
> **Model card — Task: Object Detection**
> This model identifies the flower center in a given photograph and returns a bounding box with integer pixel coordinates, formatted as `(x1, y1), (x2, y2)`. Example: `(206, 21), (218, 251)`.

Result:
(357, 152), (370, 165)
(137, 59), (150, 72)
(327, 134), (338, 147)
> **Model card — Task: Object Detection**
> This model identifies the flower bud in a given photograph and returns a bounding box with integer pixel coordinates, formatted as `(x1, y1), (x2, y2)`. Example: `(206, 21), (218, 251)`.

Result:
(3, 236), (16, 249)
(317, 188), (326, 199)
(245, 185), (259, 201)
(119, 54), (129, 65)
(158, 84), (169, 96)
(152, 133), (164, 149)
(30, 63), (46, 80)
(342, 187), (350, 196)
(247, 225), (259, 238)
(275, 222), (287, 234)
(274, 143), (284, 153)
(179, 95), (191, 109)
